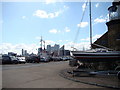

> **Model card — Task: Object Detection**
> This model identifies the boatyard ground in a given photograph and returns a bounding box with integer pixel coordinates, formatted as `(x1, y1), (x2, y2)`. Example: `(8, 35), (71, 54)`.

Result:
(2, 61), (103, 88)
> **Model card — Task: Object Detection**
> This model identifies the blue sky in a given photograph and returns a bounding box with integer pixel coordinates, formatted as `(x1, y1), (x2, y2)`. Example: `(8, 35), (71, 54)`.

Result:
(1, 1), (113, 54)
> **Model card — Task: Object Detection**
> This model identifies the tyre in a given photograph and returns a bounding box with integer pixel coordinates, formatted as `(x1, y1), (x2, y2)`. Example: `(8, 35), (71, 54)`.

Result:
(117, 71), (120, 80)
(12, 60), (18, 64)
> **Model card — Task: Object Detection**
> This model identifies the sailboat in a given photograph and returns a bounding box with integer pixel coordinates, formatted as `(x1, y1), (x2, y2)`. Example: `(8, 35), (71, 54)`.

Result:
(71, 1), (120, 63)
(72, 51), (120, 62)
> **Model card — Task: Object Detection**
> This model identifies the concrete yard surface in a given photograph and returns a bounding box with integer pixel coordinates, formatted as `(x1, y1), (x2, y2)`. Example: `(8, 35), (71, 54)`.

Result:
(2, 61), (102, 88)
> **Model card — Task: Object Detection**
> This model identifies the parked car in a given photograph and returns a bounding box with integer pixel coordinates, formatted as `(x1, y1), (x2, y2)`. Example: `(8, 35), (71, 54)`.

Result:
(9, 56), (18, 64)
(2, 55), (12, 64)
(52, 57), (62, 61)
(17, 57), (26, 64)
(47, 56), (53, 61)
(40, 57), (49, 62)
(62, 57), (71, 61)
(26, 56), (40, 63)
(0, 54), (2, 64)
(26, 56), (32, 63)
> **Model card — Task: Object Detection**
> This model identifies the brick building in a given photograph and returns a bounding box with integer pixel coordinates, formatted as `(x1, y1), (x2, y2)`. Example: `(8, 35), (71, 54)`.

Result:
(92, 1), (120, 51)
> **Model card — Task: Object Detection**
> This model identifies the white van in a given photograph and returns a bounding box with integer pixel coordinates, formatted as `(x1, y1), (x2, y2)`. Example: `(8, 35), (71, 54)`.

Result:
(17, 57), (26, 64)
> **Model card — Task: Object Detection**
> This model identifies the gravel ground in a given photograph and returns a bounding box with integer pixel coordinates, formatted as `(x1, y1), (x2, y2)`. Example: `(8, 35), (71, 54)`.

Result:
(60, 68), (120, 89)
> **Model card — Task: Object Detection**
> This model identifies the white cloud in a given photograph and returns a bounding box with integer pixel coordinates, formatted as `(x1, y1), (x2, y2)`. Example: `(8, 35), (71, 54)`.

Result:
(58, 40), (62, 42)
(94, 14), (109, 24)
(82, 0), (88, 11)
(64, 27), (70, 32)
(64, 34), (102, 51)
(49, 29), (60, 34)
(33, 5), (69, 19)
(33, 10), (49, 18)
(81, 34), (102, 42)
(95, 3), (99, 8)
(35, 37), (56, 46)
(94, 18), (106, 23)
(45, 40), (55, 45)
(82, 3), (86, 11)
(0, 43), (39, 55)
(81, 37), (89, 41)
(33, 9), (62, 18)
(49, 27), (70, 34)
(1, 36), (104, 55)
(22, 16), (27, 19)
(77, 22), (88, 28)
(63, 5), (69, 9)
(49, 29), (57, 34)
(45, 0), (56, 4)
(100, 15), (103, 18)
(33, 3), (69, 18)
(64, 41), (90, 51)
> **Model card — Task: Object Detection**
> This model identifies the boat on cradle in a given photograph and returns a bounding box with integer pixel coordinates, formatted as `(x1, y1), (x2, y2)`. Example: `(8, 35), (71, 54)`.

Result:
(71, 51), (120, 62)
(70, 0), (120, 80)
(71, 0), (120, 63)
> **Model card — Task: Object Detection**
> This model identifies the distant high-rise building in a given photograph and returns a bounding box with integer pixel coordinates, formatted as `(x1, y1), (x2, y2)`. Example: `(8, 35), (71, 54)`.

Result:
(59, 45), (65, 57)
(22, 49), (28, 56)
(47, 45), (51, 53)
(51, 47), (54, 52)
(54, 44), (60, 51)
(25, 50), (27, 56)
(22, 49), (24, 56)
(38, 48), (42, 55)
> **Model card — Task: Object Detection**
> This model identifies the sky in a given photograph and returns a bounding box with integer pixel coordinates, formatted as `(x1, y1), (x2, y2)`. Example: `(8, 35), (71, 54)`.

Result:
(0, 0), (113, 55)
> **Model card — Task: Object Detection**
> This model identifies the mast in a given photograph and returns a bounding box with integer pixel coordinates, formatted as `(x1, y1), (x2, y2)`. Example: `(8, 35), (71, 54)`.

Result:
(89, 0), (92, 49)
(41, 36), (42, 55)
(43, 40), (45, 50)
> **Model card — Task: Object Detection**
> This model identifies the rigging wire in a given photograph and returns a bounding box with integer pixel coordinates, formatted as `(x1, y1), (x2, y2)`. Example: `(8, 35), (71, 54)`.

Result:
(72, 0), (89, 51)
